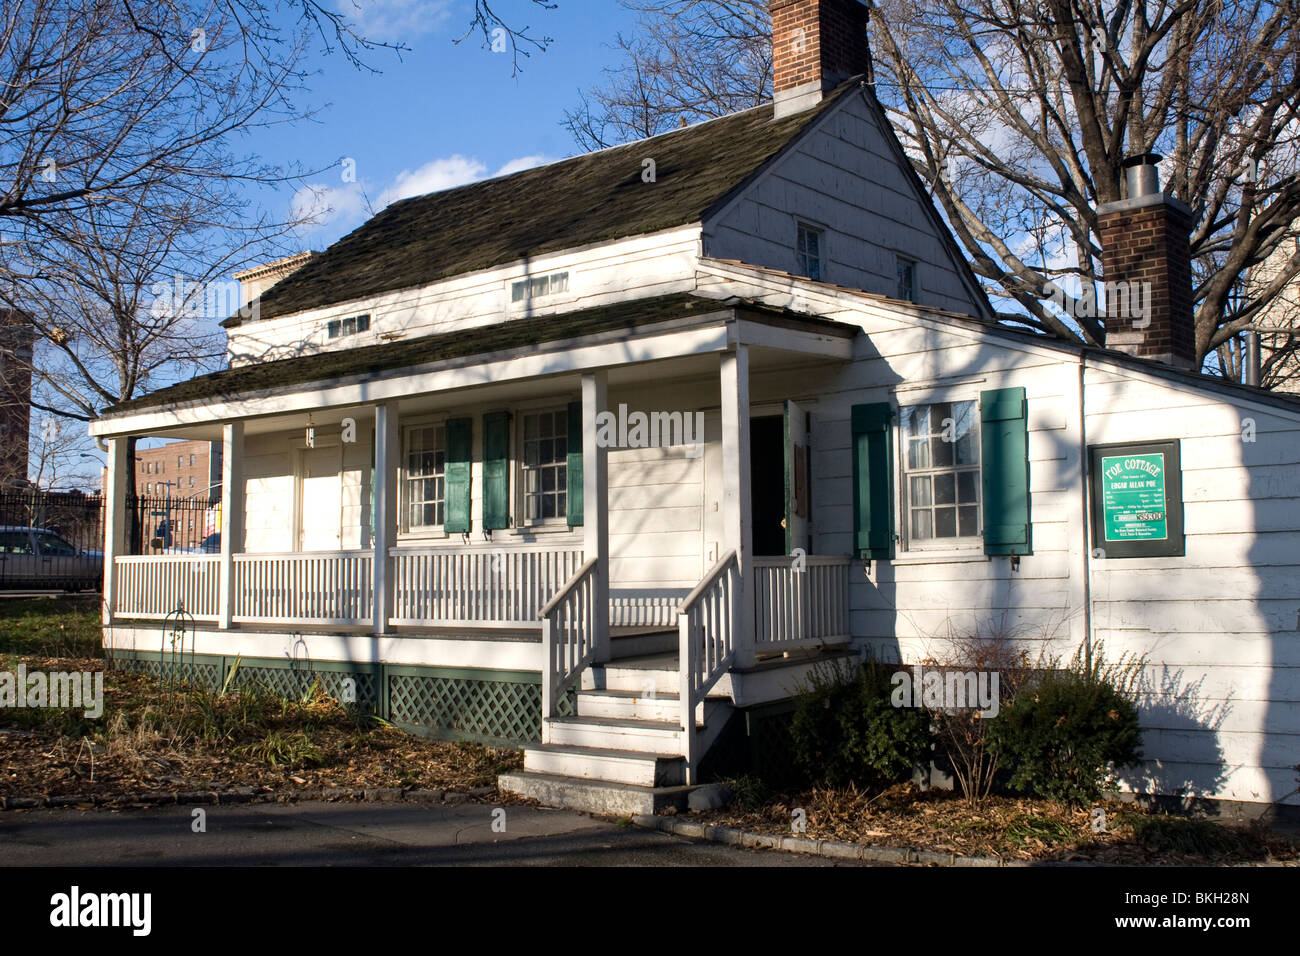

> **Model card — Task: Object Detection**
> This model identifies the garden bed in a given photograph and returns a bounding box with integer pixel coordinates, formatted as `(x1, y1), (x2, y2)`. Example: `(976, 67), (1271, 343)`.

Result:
(690, 781), (1299, 865)
(0, 596), (522, 803)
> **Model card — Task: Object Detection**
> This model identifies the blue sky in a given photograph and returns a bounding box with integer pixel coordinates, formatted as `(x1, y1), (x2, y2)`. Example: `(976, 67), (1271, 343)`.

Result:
(263, 0), (638, 250)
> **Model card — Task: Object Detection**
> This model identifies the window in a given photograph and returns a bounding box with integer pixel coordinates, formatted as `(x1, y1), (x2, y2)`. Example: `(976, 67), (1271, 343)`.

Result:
(520, 409), (567, 523)
(797, 224), (823, 281)
(33, 532), (76, 556)
(901, 400), (980, 547)
(190, 454), (196, 466)
(177, 455), (183, 468)
(896, 256), (918, 302)
(0, 531), (33, 554)
(189, 476), (195, 488)
(405, 424), (447, 529)
(327, 313), (371, 339)
(511, 271), (569, 303)
(146, 483), (153, 494)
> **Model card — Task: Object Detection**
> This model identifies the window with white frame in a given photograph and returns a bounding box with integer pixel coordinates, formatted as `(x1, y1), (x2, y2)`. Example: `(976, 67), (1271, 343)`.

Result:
(519, 409), (567, 523)
(404, 423), (447, 530)
(900, 400), (980, 547)
(797, 224), (823, 281)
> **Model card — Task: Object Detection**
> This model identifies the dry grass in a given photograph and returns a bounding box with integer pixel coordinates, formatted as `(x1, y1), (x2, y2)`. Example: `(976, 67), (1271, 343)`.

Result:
(700, 781), (1299, 865)
(1, 651), (521, 800)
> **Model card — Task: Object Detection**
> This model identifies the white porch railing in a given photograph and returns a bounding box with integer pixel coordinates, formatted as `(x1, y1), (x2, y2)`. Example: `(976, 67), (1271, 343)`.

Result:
(391, 546), (584, 627)
(540, 558), (600, 727)
(114, 555), (221, 620)
(753, 555), (852, 650)
(678, 549), (739, 781)
(233, 551), (374, 625)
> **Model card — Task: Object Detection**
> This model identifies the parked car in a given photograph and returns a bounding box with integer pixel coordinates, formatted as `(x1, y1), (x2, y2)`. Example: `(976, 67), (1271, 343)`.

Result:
(176, 532), (221, 554)
(0, 525), (103, 592)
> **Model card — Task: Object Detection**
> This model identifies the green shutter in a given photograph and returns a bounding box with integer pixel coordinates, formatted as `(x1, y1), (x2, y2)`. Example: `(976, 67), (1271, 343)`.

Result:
(980, 387), (1031, 555)
(482, 411), (511, 531)
(851, 402), (894, 560)
(566, 401), (583, 528)
(444, 417), (472, 533)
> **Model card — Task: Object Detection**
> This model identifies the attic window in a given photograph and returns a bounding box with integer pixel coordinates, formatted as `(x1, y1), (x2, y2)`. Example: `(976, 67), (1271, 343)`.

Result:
(511, 271), (569, 303)
(896, 257), (918, 303)
(327, 313), (371, 339)
(797, 225), (823, 281)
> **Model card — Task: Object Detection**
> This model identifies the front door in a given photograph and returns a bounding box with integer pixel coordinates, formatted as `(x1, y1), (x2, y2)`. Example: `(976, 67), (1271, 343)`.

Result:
(299, 445), (342, 551)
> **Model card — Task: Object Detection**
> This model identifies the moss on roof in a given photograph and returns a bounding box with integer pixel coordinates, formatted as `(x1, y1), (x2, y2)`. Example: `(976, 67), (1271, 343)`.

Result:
(243, 86), (855, 325)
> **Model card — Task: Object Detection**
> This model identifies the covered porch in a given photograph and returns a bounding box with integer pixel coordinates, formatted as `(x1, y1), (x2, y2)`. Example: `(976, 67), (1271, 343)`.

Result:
(91, 295), (859, 761)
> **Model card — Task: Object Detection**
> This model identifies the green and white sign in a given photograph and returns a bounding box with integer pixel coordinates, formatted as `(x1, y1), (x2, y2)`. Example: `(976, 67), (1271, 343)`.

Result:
(1099, 453), (1167, 541)
(1088, 440), (1184, 559)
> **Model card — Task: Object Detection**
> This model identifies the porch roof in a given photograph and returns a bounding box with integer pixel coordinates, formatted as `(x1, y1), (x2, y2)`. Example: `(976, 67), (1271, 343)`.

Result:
(100, 292), (857, 422)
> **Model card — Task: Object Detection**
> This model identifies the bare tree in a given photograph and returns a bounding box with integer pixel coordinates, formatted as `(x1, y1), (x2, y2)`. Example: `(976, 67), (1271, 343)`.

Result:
(565, 0), (1300, 376)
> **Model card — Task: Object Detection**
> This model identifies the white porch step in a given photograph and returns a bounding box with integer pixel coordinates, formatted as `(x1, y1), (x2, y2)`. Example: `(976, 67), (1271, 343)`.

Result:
(583, 661), (734, 698)
(498, 771), (730, 817)
(523, 742), (685, 787)
(546, 715), (689, 755)
(576, 687), (725, 724)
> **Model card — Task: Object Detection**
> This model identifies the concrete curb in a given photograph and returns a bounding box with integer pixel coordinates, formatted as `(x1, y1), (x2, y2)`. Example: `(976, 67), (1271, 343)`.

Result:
(631, 814), (1081, 867)
(0, 785), (501, 811)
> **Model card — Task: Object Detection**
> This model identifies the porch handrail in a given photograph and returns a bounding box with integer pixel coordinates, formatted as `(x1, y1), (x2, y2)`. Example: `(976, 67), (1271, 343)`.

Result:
(540, 557), (600, 727)
(753, 554), (852, 650)
(391, 545), (583, 626)
(114, 554), (221, 620)
(233, 550), (374, 624)
(677, 549), (739, 782)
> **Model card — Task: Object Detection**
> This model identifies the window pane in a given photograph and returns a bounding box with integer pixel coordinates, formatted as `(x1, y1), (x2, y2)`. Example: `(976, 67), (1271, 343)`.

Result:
(908, 438), (930, 470)
(957, 470), (977, 503)
(909, 475), (931, 507)
(934, 473), (956, 505)
(911, 510), (932, 540)
(935, 506), (957, 538)
(931, 436), (954, 468)
(958, 506), (978, 537)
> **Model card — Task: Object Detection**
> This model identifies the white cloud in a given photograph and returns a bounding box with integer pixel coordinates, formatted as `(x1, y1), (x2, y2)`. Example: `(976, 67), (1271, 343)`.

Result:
(378, 155), (490, 206)
(291, 153), (560, 245)
(336, 0), (453, 43)
(290, 182), (371, 234)
(493, 154), (552, 177)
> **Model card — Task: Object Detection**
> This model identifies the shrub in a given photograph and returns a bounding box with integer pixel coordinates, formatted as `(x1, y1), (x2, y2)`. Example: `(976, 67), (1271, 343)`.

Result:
(988, 646), (1142, 805)
(790, 658), (930, 790)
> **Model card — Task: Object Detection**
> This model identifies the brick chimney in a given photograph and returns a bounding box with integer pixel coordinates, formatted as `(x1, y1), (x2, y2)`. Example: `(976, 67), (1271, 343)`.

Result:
(772, 0), (872, 118)
(1097, 154), (1197, 369)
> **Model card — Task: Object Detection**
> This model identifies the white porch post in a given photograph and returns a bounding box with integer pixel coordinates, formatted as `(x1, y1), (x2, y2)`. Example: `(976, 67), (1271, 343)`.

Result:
(373, 402), (400, 634)
(582, 371), (611, 662)
(218, 422), (245, 629)
(720, 347), (756, 668)
(101, 437), (128, 626)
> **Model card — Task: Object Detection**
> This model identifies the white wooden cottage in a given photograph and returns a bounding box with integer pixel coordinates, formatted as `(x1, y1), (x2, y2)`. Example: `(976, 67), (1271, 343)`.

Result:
(91, 0), (1300, 815)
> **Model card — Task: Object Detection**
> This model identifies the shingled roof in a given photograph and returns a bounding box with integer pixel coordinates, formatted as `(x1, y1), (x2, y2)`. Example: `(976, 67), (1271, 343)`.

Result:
(238, 82), (858, 326)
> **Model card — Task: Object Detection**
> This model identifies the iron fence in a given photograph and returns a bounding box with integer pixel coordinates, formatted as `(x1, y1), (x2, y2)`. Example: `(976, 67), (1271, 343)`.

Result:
(0, 490), (220, 591)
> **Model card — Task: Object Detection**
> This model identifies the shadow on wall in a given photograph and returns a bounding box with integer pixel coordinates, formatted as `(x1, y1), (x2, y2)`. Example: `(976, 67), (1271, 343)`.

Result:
(1121, 665), (1232, 812)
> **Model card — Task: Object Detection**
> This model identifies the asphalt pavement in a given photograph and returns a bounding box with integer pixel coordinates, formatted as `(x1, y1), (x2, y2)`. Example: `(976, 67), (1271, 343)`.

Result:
(0, 801), (877, 866)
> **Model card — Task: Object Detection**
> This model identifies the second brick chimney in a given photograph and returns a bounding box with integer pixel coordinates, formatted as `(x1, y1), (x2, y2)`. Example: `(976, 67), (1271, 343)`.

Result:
(1097, 154), (1198, 369)
(772, 0), (872, 118)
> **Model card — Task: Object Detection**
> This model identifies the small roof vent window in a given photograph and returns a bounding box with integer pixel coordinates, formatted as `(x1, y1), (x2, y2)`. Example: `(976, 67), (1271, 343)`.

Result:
(327, 313), (371, 339)
(511, 271), (569, 304)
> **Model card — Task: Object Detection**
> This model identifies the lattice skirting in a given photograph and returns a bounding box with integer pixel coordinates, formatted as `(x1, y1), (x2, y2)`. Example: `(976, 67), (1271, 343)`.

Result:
(108, 650), (552, 746)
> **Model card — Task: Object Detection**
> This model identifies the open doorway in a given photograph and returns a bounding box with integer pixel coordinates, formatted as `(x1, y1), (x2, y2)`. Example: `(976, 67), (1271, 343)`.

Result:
(750, 415), (785, 556)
